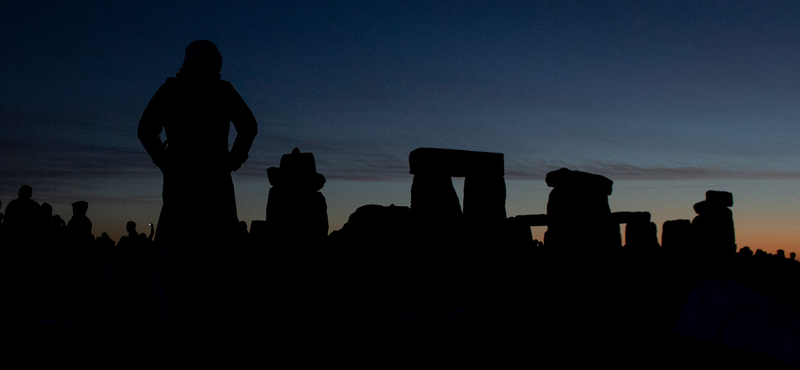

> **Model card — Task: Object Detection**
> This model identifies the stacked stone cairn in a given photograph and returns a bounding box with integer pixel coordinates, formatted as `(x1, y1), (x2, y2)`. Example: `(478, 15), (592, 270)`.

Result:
(544, 168), (620, 254)
(408, 148), (506, 232)
(265, 148), (328, 246)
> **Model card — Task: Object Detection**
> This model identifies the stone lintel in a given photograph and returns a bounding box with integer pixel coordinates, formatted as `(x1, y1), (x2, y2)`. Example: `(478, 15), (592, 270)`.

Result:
(611, 211), (651, 224)
(545, 168), (613, 196)
(705, 190), (733, 207)
(510, 214), (549, 227)
(409, 147), (504, 177)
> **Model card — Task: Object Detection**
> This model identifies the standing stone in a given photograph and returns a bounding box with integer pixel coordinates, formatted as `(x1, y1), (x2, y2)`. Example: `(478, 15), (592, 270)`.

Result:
(265, 148), (328, 244)
(463, 174), (507, 224)
(610, 211), (659, 252)
(661, 219), (692, 258)
(692, 190), (736, 258)
(408, 148), (505, 229)
(410, 174), (462, 229)
(544, 168), (620, 251)
(625, 221), (660, 253)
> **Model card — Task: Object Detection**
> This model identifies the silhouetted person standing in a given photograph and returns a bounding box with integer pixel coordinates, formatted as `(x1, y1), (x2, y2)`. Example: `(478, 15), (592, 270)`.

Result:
(125, 221), (141, 243)
(67, 201), (93, 239)
(3, 185), (40, 236)
(138, 40), (257, 324)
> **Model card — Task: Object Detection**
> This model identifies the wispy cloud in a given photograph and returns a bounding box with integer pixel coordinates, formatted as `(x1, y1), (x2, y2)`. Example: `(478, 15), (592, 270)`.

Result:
(505, 160), (800, 181)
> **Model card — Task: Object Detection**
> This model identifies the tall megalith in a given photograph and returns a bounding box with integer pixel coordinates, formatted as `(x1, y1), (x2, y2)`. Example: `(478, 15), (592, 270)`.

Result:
(692, 190), (735, 258)
(544, 168), (620, 251)
(265, 148), (328, 245)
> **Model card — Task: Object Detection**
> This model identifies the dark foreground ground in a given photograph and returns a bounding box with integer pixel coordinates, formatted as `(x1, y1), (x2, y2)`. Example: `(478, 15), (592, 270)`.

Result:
(1, 310), (794, 368)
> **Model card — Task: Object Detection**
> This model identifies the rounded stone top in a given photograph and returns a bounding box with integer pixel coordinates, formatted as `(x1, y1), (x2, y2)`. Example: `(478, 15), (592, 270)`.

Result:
(267, 148), (326, 191)
(705, 190), (733, 207)
(545, 168), (613, 196)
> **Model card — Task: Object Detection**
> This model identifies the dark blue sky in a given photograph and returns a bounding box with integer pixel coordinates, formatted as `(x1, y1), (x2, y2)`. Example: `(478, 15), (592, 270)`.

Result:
(3, 1), (800, 251)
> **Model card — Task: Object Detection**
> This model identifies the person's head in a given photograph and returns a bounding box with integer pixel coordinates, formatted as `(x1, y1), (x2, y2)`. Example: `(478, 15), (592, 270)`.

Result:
(72, 201), (88, 216)
(19, 185), (32, 200)
(41, 202), (53, 217)
(179, 40), (222, 78)
(126, 221), (137, 234)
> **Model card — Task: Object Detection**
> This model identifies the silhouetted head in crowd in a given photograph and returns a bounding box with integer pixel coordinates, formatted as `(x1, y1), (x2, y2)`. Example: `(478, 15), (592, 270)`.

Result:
(126, 221), (137, 236)
(739, 246), (753, 257)
(777, 249), (786, 259)
(72, 201), (89, 216)
(18, 185), (32, 200)
(791, 252), (797, 261)
(177, 40), (222, 80)
(41, 202), (53, 218)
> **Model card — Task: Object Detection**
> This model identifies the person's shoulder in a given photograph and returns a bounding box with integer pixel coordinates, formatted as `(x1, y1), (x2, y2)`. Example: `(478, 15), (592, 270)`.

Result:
(219, 80), (242, 99)
(151, 77), (177, 93)
(162, 77), (178, 88)
(219, 79), (235, 90)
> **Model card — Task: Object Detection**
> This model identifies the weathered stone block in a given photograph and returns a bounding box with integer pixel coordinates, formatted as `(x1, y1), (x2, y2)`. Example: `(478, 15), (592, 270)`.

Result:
(611, 211), (651, 224)
(510, 214), (549, 227)
(410, 173), (462, 226)
(409, 148), (504, 177)
(267, 148), (326, 191)
(625, 221), (659, 250)
(544, 168), (619, 250)
(545, 168), (613, 196)
(463, 175), (506, 222)
(705, 190), (733, 208)
(661, 219), (691, 251)
(265, 148), (329, 242)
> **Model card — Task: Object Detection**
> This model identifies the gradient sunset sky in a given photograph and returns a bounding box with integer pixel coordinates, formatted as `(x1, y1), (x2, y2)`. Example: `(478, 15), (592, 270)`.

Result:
(3, 1), (800, 254)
